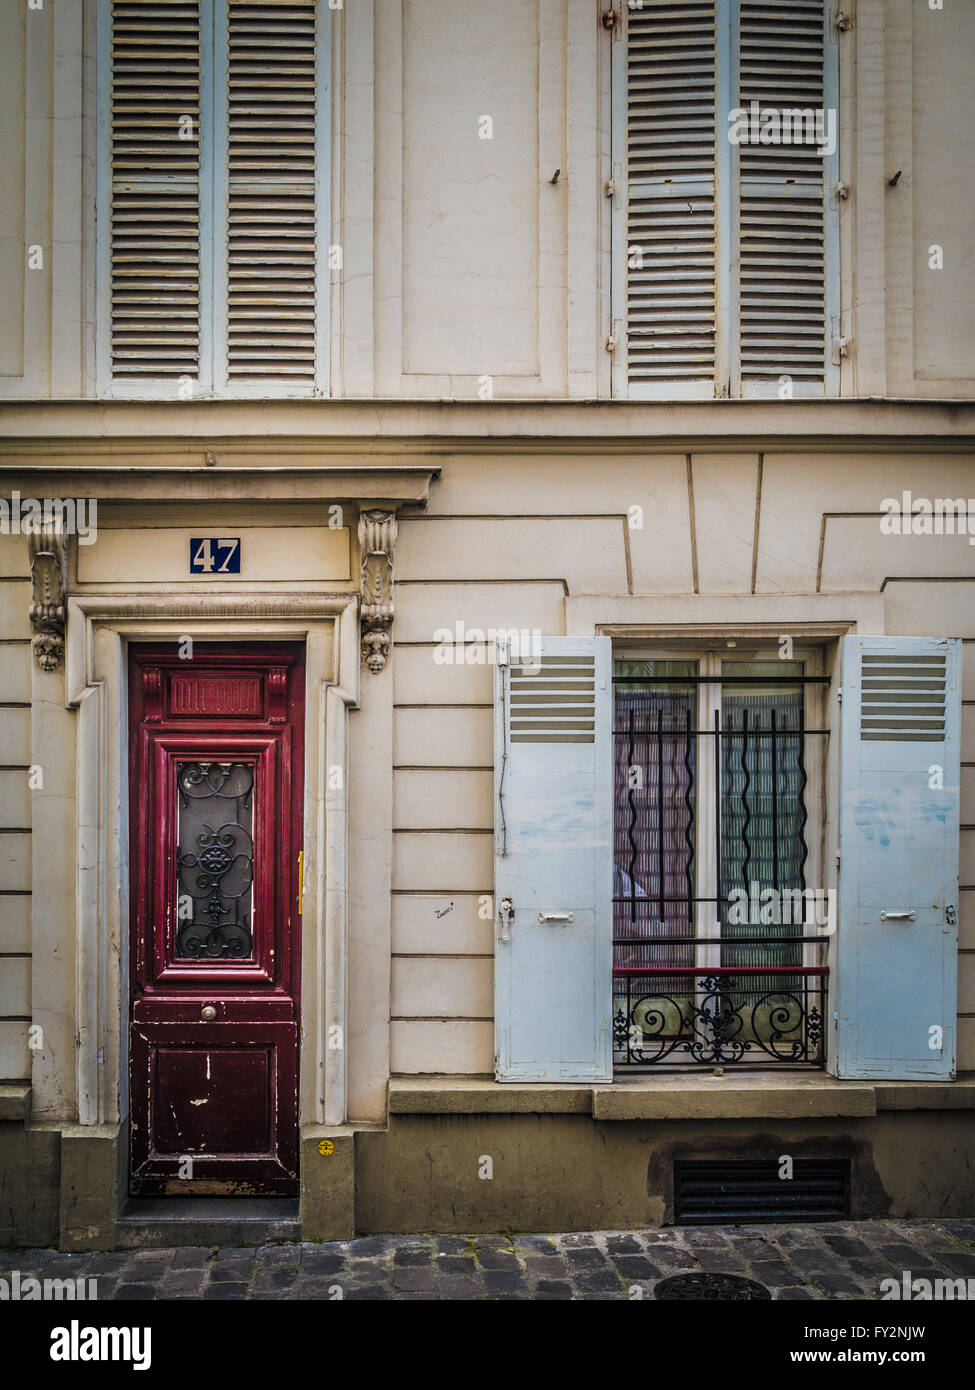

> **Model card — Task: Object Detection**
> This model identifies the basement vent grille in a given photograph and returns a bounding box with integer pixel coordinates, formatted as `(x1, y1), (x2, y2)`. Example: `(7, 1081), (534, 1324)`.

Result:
(860, 653), (948, 743)
(674, 1159), (850, 1224)
(509, 656), (597, 744)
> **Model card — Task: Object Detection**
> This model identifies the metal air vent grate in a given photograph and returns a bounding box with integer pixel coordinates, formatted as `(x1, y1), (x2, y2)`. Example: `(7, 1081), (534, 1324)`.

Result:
(509, 656), (596, 744)
(674, 1158), (850, 1224)
(860, 653), (948, 742)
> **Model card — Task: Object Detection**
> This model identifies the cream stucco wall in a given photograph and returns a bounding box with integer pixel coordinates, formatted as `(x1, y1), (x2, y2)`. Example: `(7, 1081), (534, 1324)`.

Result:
(0, 408), (973, 1130)
(0, 0), (973, 400)
(0, 0), (972, 1145)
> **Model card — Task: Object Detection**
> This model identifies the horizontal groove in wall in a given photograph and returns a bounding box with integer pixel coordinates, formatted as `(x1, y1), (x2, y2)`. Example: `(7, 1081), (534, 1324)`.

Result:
(394, 704), (493, 710)
(400, 514), (626, 521)
(391, 1016), (493, 1023)
(391, 889), (488, 896)
(394, 765), (493, 773)
(397, 577), (566, 584)
(393, 953), (493, 960)
(393, 828), (492, 835)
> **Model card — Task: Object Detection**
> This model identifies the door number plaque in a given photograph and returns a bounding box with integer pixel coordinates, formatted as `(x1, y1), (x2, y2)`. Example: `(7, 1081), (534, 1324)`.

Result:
(190, 537), (241, 574)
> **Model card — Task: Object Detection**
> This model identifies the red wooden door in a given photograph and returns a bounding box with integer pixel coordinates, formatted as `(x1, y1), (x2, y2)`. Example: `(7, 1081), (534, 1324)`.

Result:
(128, 644), (304, 1196)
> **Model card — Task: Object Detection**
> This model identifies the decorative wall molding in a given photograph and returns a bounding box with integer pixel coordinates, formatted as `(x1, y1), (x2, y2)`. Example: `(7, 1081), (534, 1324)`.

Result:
(28, 518), (69, 670)
(358, 508), (398, 673)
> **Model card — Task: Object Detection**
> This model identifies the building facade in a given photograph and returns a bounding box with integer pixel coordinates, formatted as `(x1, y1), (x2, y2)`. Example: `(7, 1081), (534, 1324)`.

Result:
(1, 0), (974, 1249)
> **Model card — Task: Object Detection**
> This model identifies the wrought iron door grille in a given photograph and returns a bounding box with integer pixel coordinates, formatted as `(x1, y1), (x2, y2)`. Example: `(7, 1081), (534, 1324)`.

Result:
(612, 669), (829, 1068)
(674, 1159), (850, 1225)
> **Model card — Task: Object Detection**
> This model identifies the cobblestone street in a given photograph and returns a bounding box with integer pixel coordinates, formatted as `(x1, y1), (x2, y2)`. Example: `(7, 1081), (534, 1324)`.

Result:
(3, 1219), (974, 1301)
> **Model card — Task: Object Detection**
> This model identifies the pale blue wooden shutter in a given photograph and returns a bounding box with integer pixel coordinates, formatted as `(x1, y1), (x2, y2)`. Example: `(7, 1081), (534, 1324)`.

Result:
(494, 636), (613, 1082)
(836, 636), (961, 1079)
(736, 0), (838, 393)
(108, 0), (203, 380)
(619, 1), (719, 397)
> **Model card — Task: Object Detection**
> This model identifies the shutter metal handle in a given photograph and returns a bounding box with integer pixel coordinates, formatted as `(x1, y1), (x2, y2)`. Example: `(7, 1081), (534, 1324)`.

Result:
(538, 911), (575, 924)
(879, 911), (916, 922)
(498, 897), (513, 944)
(200, 1004), (217, 1022)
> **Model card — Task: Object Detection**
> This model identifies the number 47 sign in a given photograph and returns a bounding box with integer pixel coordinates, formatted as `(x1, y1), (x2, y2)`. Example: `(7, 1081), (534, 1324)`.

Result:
(190, 537), (241, 574)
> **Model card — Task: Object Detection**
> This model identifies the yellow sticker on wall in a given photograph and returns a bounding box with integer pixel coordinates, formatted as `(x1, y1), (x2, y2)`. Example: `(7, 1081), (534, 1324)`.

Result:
(318, 1139), (335, 1157)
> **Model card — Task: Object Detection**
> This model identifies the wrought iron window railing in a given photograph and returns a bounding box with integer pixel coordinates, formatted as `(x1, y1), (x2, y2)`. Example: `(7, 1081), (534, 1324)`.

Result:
(612, 669), (830, 1068)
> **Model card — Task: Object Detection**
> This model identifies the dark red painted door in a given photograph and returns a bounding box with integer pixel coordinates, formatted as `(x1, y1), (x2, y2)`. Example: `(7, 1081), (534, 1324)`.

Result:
(128, 644), (304, 1196)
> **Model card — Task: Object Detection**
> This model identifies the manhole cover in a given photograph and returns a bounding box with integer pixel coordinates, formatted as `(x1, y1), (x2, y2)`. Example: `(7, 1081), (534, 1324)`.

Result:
(654, 1273), (771, 1301)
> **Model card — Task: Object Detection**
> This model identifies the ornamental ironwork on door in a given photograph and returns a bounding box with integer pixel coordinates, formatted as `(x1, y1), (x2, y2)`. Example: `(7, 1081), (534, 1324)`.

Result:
(176, 761), (255, 959)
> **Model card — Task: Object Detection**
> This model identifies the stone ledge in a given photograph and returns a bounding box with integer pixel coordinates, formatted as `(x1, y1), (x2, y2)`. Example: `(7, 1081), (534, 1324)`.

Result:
(389, 1077), (591, 1114)
(592, 1078), (877, 1121)
(390, 1074), (975, 1121)
(873, 1078), (975, 1110)
(0, 1084), (30, 1123)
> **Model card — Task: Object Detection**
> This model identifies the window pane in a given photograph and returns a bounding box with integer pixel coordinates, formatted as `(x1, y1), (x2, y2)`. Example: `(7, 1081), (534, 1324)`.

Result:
(720, 668), (806, 976)
(613, 663), (696, 971)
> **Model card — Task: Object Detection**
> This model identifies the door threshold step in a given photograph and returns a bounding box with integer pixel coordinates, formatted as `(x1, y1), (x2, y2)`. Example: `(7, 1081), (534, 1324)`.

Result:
(115, 1198), (300, 1249)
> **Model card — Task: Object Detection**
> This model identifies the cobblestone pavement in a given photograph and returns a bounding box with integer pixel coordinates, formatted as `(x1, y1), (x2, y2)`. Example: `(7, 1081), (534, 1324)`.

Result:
(2, 1219), (974, 1300)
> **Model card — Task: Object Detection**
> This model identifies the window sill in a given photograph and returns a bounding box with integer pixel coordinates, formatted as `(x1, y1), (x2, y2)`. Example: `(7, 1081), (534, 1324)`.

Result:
(389, 1075), (975, 1122)
(0, 1084), (31, 1123)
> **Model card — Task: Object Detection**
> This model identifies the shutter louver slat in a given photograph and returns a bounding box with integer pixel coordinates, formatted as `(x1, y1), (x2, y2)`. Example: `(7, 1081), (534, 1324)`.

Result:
(738, 0), (828, 382)
(227, 0), (317, 380)
(625, 1), (717, 382)
(110, 0), (201, 377)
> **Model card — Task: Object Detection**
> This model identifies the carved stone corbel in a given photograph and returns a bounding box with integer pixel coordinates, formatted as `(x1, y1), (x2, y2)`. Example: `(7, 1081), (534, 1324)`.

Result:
(358, 508), (398, 674)
(28, 517), (69, 672)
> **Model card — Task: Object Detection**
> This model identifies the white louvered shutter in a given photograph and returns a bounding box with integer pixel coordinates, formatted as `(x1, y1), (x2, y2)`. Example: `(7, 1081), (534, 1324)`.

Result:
(494, 638), (613, 1082)
(836, 637), (961, 1079)
(617, 0), (837, 398)
(624, 2), (718, 392)
(226, 0), (318, 380)
(109, 0), (202, 378)
(102, 0), (325, 393)
(737, 0), (831, 388)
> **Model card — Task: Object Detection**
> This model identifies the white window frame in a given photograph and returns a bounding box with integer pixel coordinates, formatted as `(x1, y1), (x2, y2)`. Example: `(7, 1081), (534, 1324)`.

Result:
(609, 1), (841, 401)
(612, 641), (828, 981)
(95, 0), (331, 400)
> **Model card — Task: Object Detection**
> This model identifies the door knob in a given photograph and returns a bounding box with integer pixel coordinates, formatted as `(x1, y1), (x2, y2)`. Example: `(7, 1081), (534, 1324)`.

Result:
(200, 1004), (217, 1021)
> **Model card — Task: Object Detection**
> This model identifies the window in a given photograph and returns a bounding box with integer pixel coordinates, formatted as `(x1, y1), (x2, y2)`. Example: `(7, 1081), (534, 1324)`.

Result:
(612, 649), (829, 1067)
(97, 0), (329, 397)
(493, 635), (961, 1084)
(610, 0), (840, 399)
